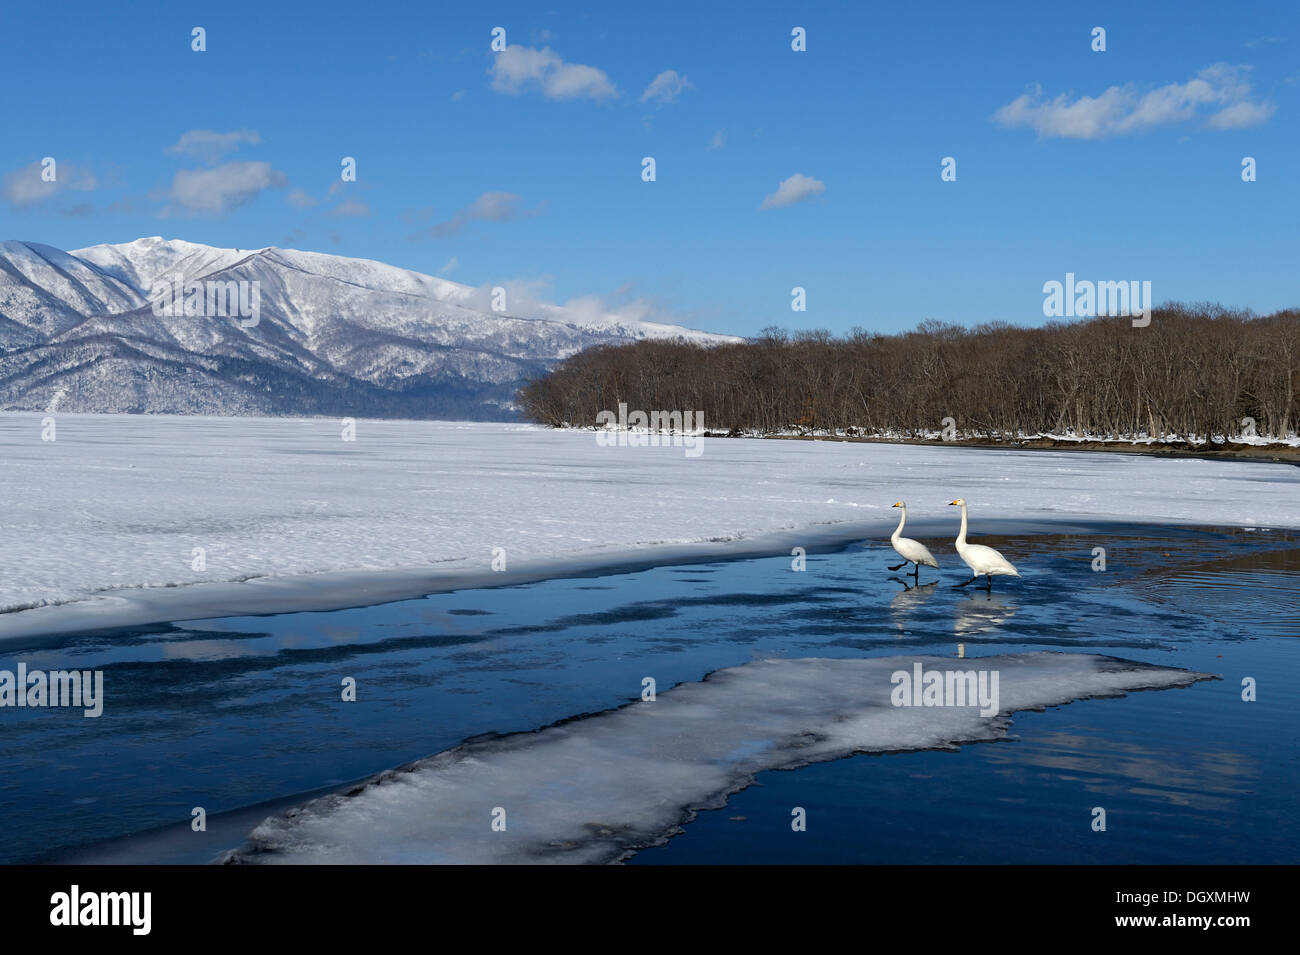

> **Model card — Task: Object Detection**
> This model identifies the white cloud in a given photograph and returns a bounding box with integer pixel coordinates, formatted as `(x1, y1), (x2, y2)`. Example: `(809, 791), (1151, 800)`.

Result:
(328, 199), (370, 218)
(166, 129), (261, 164)
(640, 69), (693, 104)
(994, 63), (1274, 139)
(488, 45), (617, 101)
(558, 293), (662, 327)
(402, 206), (436, 224)
(708, 130), (726, 150)
(439, 256), (459, 275)
(2, 161), (97, 208)
(426, 191), (542, 238)
(165, 160), (286, 216)
(1206, 100), (1276, 129)
(760, 173), (825, 210)
(462, 275), (554, 317)
(287, 188), (318, 208)
(460, 275), (694, 333)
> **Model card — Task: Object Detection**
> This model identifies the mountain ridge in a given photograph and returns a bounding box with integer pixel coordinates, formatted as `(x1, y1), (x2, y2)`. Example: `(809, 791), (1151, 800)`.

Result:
(0, 237), (737, 418)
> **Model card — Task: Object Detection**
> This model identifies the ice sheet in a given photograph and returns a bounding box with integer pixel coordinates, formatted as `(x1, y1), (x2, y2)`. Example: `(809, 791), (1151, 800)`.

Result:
(2, 413), (1297, 637)
(223, 651), (1214, 865)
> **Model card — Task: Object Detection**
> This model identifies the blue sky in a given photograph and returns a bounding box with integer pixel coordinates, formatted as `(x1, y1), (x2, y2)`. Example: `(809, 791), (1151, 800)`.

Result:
(1, 0), (1296, 337)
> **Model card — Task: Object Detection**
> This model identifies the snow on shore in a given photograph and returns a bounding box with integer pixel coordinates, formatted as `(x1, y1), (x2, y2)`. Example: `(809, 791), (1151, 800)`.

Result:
(1, 413), (1297, 638)
(223, 652), (1215, 864)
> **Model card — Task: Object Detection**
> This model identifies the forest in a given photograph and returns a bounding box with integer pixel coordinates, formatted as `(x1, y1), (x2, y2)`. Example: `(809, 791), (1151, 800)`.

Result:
(517, 304), (1300, 442)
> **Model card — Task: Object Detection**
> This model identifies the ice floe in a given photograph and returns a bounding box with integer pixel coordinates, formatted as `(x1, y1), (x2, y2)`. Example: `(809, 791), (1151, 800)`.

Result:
(223, 651), (1214, 864)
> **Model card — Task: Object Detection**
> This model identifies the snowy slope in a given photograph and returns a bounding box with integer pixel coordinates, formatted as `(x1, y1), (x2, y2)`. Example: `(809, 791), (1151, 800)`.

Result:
(0, 237), (738, 417)
(72, 236), (256, 292)
(0, 240), (143, 341)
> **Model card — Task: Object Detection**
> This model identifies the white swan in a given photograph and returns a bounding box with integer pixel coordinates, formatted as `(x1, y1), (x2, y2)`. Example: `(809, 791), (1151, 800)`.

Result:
(887, 501), (939, 580)
(948, 498), (1019, 589)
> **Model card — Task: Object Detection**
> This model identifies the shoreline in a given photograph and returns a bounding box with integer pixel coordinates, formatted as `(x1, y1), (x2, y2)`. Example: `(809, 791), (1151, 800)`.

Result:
(0, 515), (1288, 644)
(0, 519), (953, 643)
(709, 432), (1300, 465)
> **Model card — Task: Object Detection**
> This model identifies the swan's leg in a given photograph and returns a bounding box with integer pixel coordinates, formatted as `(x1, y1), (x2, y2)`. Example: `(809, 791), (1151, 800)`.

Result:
(954, 575), (977, 588)
(888, 561), (908, 571)
(911, 562), (920, 579)
(984, 574), (992, 591)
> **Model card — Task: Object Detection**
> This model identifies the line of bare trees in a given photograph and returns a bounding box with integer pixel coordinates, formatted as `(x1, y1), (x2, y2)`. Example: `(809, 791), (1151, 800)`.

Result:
(517, 304), (1300, 441)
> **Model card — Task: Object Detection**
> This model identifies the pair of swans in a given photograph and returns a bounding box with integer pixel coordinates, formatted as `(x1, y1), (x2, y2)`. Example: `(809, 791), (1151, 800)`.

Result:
(888, 499), (1019, 590)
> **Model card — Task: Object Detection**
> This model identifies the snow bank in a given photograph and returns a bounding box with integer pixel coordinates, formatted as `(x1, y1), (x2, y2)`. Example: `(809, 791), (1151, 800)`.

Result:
(1, 413), (1297, 639)
(222, 652), (1214, 864)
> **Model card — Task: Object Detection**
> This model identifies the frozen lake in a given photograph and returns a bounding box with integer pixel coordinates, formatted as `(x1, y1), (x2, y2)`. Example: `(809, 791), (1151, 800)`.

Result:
(3, 413), (1299, 640)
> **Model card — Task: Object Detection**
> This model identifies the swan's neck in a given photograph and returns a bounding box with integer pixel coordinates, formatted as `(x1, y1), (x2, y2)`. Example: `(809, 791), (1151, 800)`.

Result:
(956, 505), (968, 546)
(891, 507), (906, 540)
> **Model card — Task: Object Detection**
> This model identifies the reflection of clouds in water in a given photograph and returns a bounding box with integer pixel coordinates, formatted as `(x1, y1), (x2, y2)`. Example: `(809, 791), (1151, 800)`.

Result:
(160, 639), (258, 661)
(419, 611), (489, 640)
(983, 731), (1256, 813)
(321, 625), (362, 644)
(420, 606), (491, 628)
(275, 631), (310, 650)
(954, 592), (1016, 638)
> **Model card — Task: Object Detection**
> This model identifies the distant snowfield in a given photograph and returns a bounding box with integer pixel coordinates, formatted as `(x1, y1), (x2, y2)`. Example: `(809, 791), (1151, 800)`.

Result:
(1, 413), (1297, 639)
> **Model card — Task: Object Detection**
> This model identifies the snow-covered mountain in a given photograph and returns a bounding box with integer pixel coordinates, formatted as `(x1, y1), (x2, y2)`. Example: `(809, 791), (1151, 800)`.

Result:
(0, 237), (736, 418)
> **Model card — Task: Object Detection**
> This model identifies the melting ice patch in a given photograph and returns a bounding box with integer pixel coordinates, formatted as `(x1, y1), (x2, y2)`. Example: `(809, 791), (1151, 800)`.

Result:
(224, 652), (1213, 865)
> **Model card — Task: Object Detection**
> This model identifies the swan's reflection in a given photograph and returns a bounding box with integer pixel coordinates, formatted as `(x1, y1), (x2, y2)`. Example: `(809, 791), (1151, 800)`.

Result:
(953, 591), (1017, 639)
(887, 578), (937, 635)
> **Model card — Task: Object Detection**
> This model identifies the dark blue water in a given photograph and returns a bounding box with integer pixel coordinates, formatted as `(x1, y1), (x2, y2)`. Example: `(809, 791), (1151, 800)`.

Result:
(2, 522), (1296, 864)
